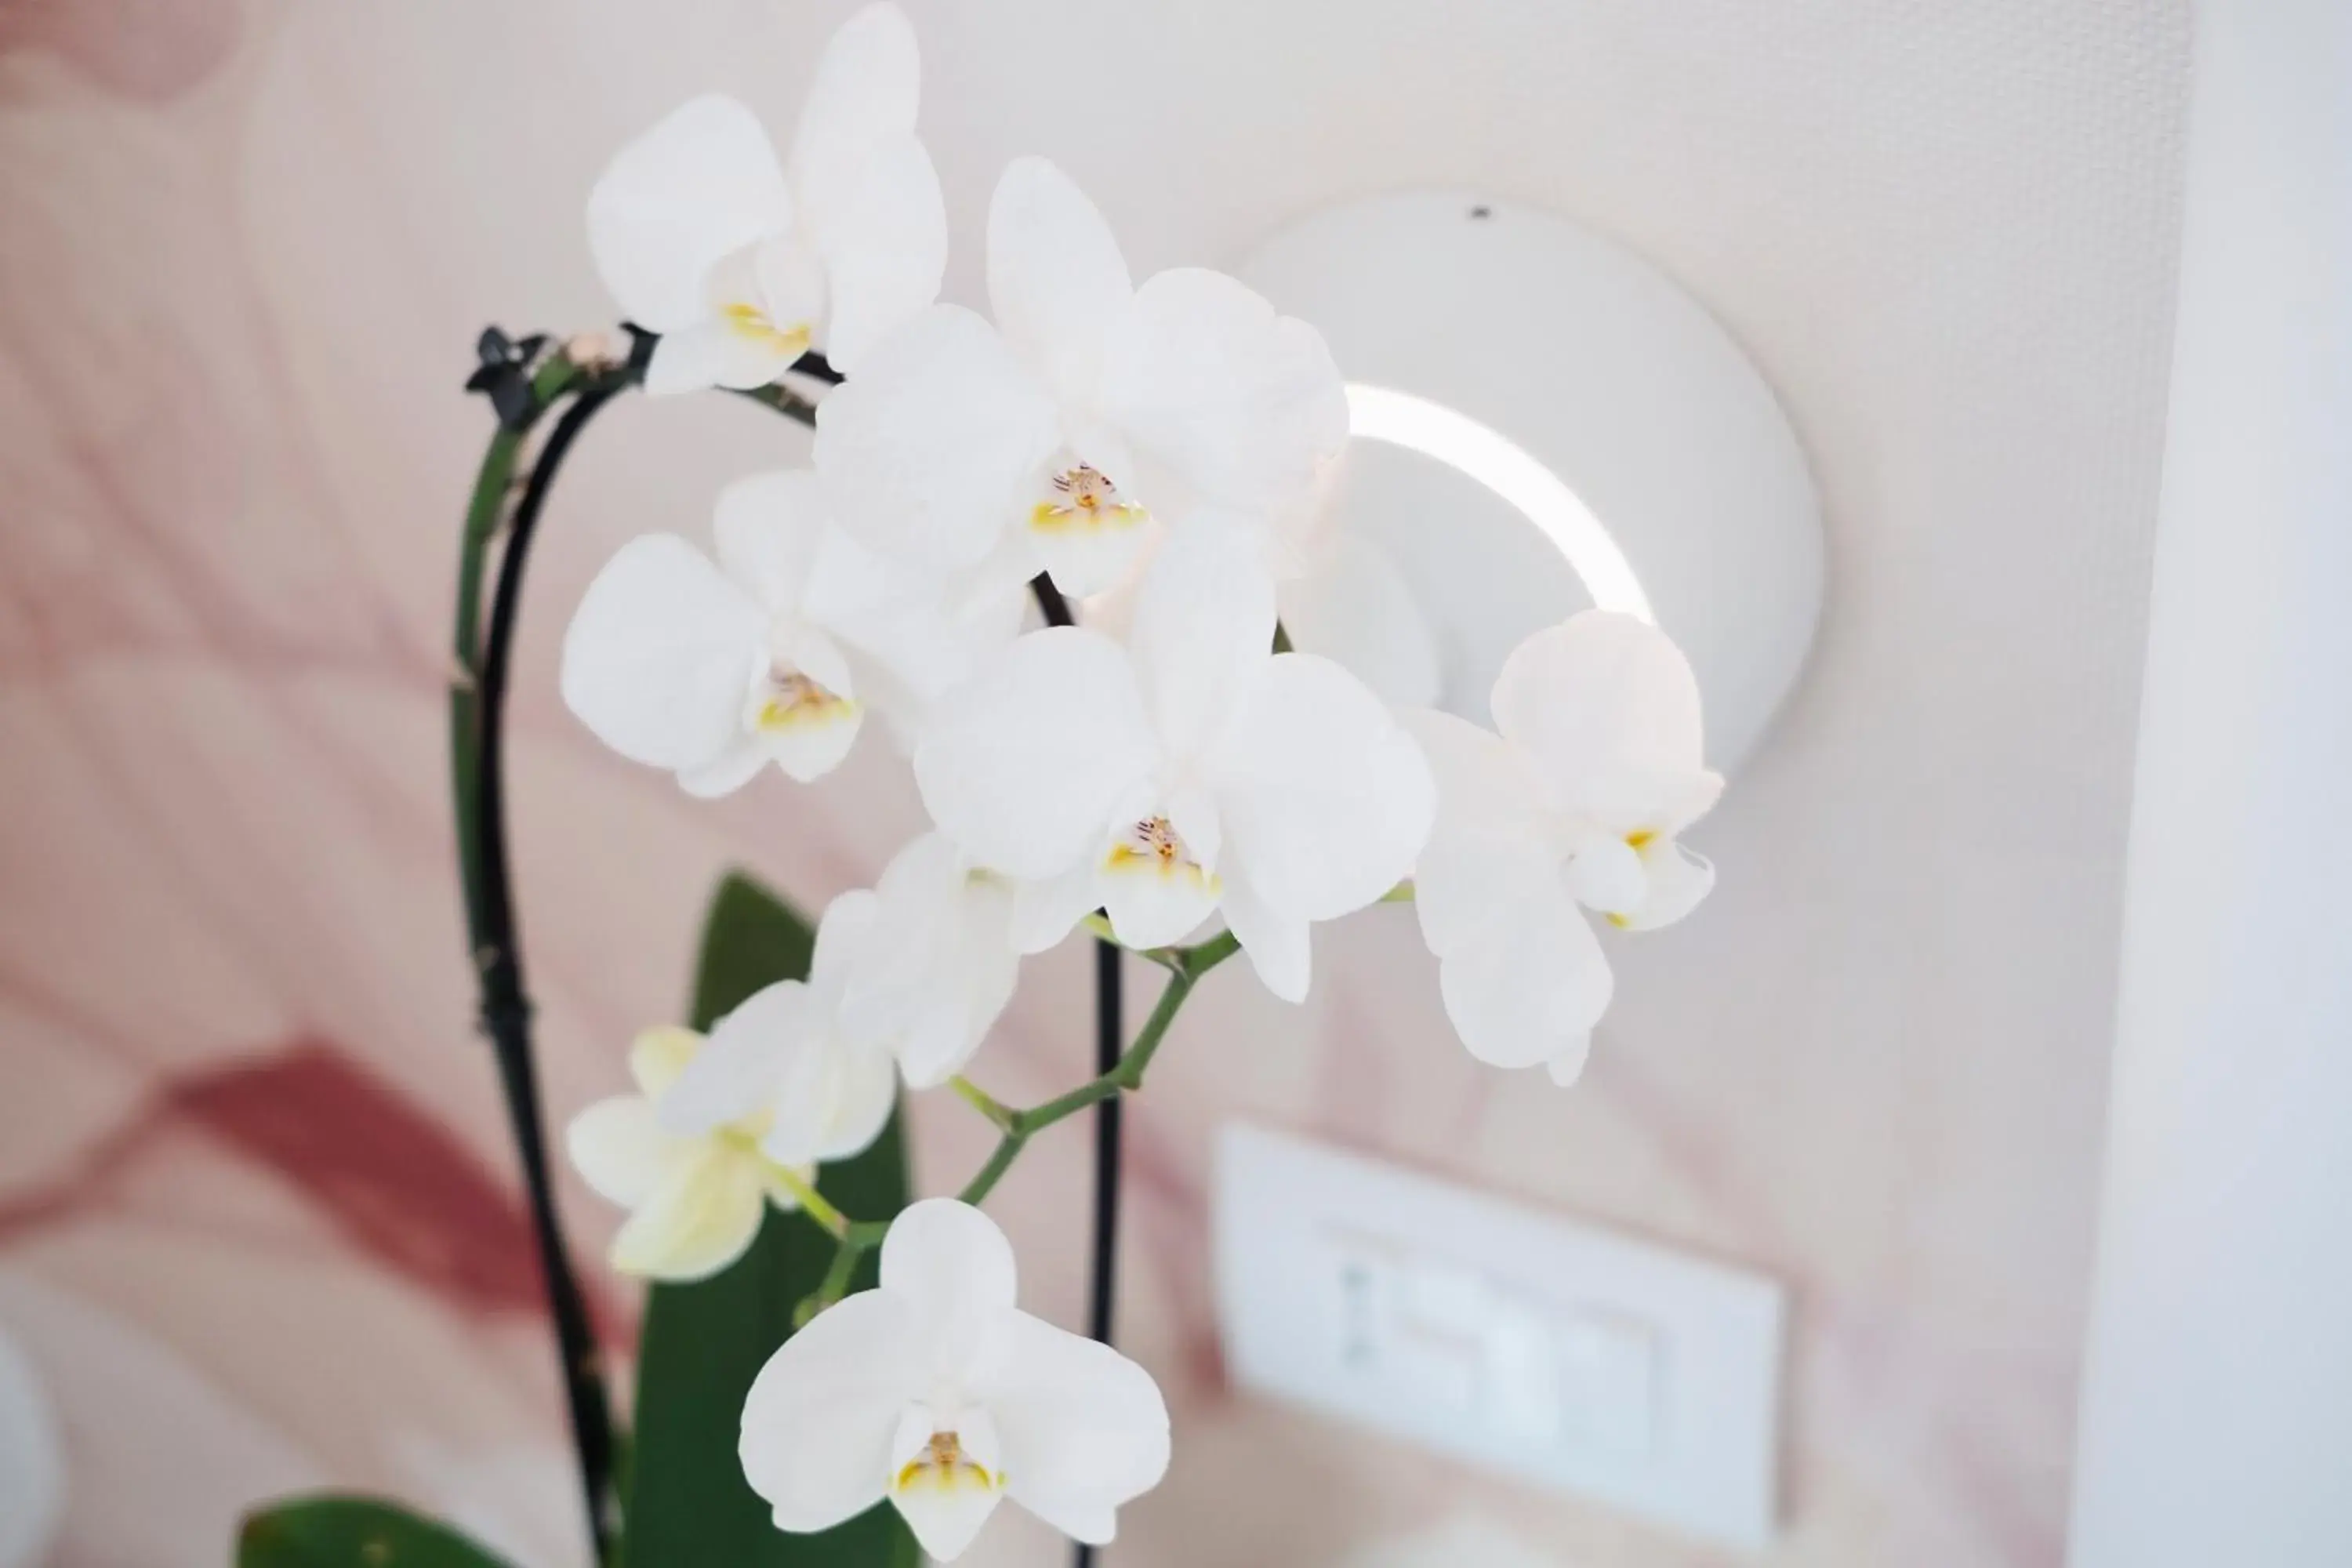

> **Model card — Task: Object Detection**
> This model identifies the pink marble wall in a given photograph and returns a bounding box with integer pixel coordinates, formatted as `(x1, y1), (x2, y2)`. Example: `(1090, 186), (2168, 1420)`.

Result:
(0, 2), (2189, 1564)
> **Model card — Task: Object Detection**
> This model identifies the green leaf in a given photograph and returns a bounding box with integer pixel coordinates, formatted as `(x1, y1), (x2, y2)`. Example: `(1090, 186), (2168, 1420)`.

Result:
(621, 872), (919, 1568)
(238, 1496), (514, 1567)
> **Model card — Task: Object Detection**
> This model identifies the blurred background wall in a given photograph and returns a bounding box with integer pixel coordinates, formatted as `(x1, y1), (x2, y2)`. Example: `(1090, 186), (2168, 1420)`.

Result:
(0, 2), (2189, 1564)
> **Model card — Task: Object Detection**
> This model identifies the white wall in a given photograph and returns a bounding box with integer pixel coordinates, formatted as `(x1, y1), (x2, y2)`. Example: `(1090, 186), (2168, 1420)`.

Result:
(2068, 2), (2352, 1562)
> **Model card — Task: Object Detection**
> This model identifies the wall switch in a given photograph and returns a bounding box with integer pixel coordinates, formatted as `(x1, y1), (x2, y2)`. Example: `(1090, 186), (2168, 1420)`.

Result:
(1214, 1123), (1785, 1552)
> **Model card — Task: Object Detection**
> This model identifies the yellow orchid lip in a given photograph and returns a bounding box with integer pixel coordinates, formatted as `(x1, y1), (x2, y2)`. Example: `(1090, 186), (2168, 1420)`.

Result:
(894, 1430), (1004, 1494)
(756, 670), (856, 732)
(1030, 463), (1149, 533)
(720, 299), (813, 358)
(1103, 815), (1219, 890)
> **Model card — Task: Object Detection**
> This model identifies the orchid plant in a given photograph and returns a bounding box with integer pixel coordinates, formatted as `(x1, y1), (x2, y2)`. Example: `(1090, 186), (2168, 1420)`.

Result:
(235, 9), (1719, 1567)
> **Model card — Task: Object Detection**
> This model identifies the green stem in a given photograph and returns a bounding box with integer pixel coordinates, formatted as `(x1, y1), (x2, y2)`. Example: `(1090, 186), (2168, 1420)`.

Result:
(785, 929), (1244, 1263)
(796, 1238), (867, 1328)
(766, 1164), (851, 1239)
(956, 928), (1241, 1207)
(950, 1075), (1018, 1133)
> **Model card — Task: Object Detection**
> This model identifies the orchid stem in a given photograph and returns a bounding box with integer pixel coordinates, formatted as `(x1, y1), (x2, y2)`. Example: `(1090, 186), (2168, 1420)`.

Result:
(449, 330), (828, 1559)
(767, 1165), (851, 1239)
(451, 339), (637, 1560)
(793, 928), (1241, 1257)
(953, 929), (1241, 1207)
(949, 1075), (1019, 1133)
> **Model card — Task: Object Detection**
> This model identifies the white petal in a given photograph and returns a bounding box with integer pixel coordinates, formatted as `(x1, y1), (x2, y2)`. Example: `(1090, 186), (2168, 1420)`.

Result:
(559, 535), (765, 771)
(1399, 709), (1559, 955)
(565, 1095), (677, 1209)
(713, 470), (829, 614)
(658, 979), (810, 1136)
(802, 522), (896, 625)
(1127, 524), (1276, 764)
(988, 157), (1133, 405)
(846, 839), (1021, 1087)
(608, 1145), (767, 1281)
(982, 1310), (1171, 1546)
(677, 734), (770, 797)
(891, 979), (1009, 1089)
(1489, 612), (1715, 826)
(1097, 267), (1348, 514)
(588, 94), (791, 330)
(789, 2), (920, 239)
(1438, 885), (1613, 1070)
(808, 886), (884, 1007)
(1218, 875), (1313, 1004)
(741, 1288), (924, 1534)
(752, 234), (832, 348)
(1098, 852), (1218, 951)
(1009, 861), (1103, 955)
(816, 136), (949, 373)
(1561, 833), (1647, 916)
(1277, 533), (1443, 710)
(814, 305), (1062, 570)
(839, 832), (964, 1033)
(1029, 502), (1154, 601)
(1162, 779), (1224, 876)
(1210, 654), (1436, 921)
(1658, 770), (1728, 837)
(816, 1043), (900, 1163)
(1618, 840), (1716, 931)
(914, 628), (1159, 880)
(750, 921), (884, 1167)
(1547, 1031), (1595, 1087)
(827, 546), (1033, 744)
(888, 1406), (1007, 1561)
(642, 318), (801, 396)
(880, 1200), (1019, 1375)
(630, 1025), (704, 1098)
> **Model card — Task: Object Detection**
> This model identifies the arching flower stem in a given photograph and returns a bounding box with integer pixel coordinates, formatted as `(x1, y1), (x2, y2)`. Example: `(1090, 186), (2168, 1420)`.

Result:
(790, 928), (1242, 1322)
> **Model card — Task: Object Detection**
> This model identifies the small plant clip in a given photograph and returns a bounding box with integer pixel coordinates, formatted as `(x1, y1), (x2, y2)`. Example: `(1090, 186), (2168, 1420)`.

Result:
(464, 326), (550, 429)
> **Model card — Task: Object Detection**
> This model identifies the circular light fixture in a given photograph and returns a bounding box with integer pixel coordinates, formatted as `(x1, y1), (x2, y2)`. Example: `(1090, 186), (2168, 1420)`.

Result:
(1244, 193), (1824, 775)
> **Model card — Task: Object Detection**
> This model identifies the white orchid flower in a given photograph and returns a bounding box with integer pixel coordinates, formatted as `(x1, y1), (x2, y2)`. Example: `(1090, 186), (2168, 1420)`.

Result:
(840, 832), (1021, 1089)
(586, 2), (946, 393)
(560, 470), (898, 794)
(657, 888), (900, 1171)
(813, 156), (1346, 597)
(741, 1199), (1169, 1561)
(913, 528), (1434, 1002)
(1405, 612), (1722, 1085)
(1276, 532), (1444, 711)
(564, 1025), (811, 1283)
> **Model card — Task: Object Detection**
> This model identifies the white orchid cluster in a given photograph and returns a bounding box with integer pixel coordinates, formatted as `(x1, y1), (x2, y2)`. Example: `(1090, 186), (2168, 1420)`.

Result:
(555, 6), (1719, 1561)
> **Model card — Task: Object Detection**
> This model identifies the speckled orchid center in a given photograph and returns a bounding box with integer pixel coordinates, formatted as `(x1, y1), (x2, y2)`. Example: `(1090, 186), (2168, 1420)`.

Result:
(1105, 815), (1217, 890)
(1030, 463), (1148, 535)
(895, 1428), (1000, 1494)
(753, 665), (855, 735)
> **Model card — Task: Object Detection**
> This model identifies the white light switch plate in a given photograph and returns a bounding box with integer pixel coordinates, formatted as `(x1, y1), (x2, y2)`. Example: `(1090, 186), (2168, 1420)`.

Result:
(1214, 1123), (1784, 1552)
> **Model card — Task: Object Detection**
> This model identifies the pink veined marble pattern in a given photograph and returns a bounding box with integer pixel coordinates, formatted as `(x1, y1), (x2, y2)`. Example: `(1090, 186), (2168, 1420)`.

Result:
(0, 2), (2188, 1565)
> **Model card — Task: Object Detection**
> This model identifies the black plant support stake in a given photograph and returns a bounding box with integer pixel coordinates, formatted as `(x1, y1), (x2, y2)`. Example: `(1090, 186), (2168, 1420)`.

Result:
(1028, 574), (1130, 1568)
